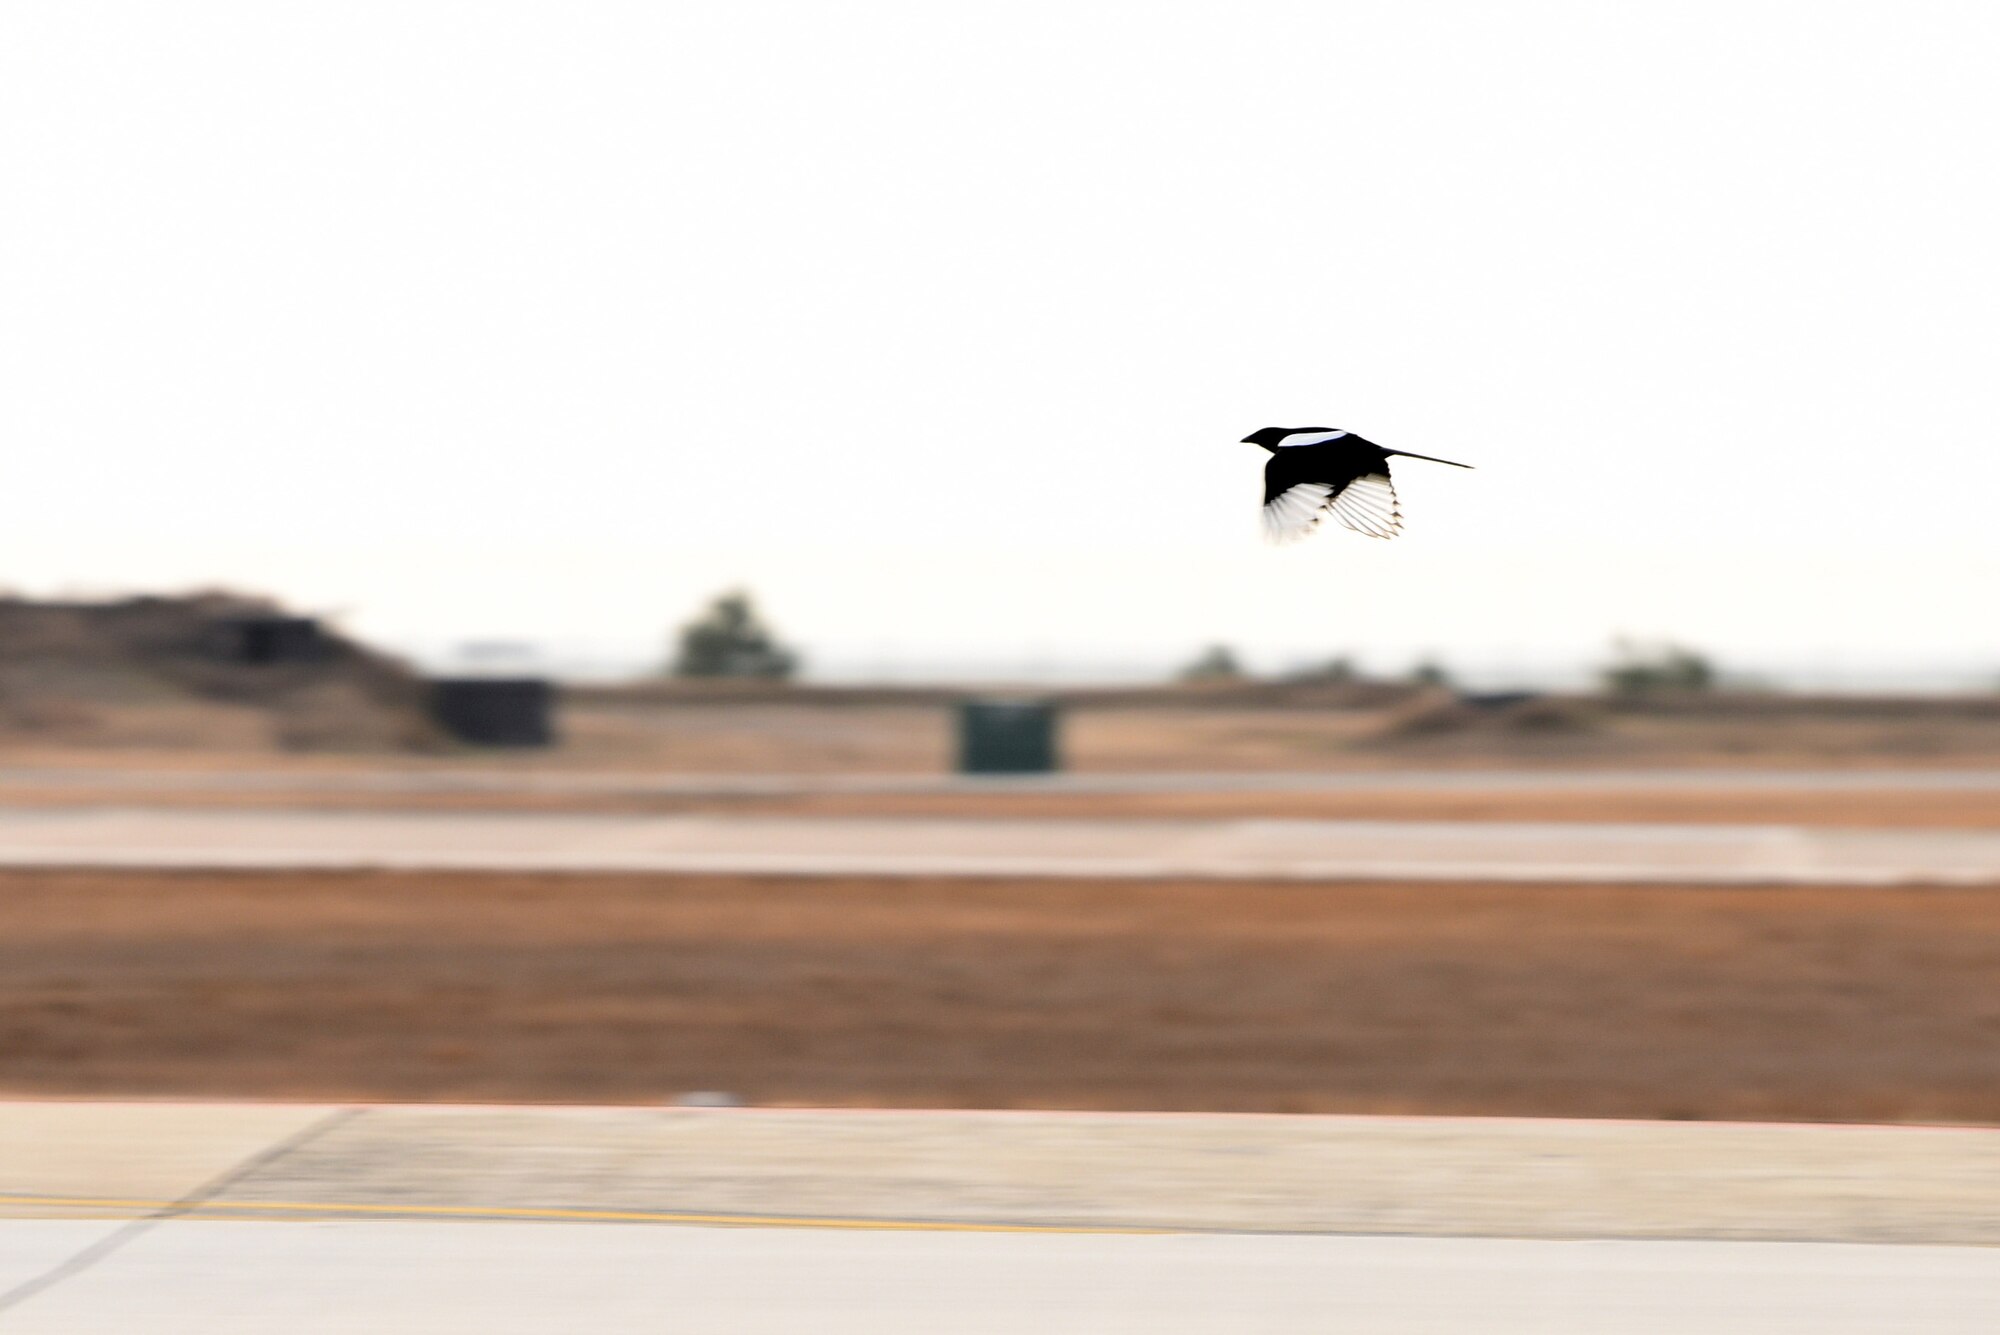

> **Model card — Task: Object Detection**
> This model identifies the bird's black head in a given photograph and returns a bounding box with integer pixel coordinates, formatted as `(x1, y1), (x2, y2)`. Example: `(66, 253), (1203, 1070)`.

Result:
(1241, 426), (1336, 450)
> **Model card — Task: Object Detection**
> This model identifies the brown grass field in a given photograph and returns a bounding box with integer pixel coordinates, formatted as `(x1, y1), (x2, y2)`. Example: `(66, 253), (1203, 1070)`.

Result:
(16, 695), (2000, 774)
(4, 868), (1999, 1123)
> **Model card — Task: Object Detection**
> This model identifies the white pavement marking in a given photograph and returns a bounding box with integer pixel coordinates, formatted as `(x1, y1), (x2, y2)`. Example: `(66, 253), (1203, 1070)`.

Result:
(2, 1221), (1997, 1335)
(2, 806), (2000, 883)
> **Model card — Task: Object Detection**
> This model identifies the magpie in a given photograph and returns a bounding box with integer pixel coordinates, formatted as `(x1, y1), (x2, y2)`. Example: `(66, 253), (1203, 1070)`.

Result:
(1243, 427), (1471, 543)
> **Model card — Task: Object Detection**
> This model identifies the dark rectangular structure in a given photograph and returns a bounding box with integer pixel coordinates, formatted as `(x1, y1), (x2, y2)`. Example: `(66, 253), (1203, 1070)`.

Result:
(429, 677), (555, 747)
(215, 616), (327, 665)
(956, 698), (1059, 774)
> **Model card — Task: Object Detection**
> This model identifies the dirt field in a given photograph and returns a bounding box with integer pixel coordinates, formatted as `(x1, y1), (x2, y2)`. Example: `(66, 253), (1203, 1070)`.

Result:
(17, 695), (2000, 773)
(4, 869), (1999, 1123)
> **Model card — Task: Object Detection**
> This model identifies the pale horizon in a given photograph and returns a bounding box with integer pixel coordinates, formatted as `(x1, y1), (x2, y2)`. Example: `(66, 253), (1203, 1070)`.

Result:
(8, 2), (1996, 683)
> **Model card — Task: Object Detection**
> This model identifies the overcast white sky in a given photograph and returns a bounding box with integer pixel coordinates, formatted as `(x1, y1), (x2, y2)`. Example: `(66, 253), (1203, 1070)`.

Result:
(4, 2), (1996, 681)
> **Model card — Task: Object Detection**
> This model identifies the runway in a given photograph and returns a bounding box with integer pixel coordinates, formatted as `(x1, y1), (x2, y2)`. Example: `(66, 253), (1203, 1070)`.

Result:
(3, 804), (1999, 883)
(12, 1103), (2000, 1242)
(4, 1103), (1999, 1332)
(8, 1221), (1998, 1333)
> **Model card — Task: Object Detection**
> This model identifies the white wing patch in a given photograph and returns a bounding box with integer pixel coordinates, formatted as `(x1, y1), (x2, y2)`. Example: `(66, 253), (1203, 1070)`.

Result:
(1260, 482), (1336, 543)
(1330, 472), (1402, 539)
(1262, 473), (1404, 544)
(1275, 429), (1349, 448)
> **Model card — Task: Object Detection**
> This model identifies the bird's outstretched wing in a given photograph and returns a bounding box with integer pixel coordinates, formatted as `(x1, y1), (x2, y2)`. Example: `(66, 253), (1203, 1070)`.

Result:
(1327, 471), (1401, 538)
(1260, 478), (1338, 543)
(1261, 446), (1403, 542)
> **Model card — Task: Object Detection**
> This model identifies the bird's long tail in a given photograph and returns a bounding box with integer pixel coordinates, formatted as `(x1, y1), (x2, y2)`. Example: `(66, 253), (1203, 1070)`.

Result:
(1386, 450), (1473, 469)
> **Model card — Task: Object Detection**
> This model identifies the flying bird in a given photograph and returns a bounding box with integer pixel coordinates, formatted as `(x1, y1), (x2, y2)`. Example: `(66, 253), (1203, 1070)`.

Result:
(1243, 427), (1471, 543)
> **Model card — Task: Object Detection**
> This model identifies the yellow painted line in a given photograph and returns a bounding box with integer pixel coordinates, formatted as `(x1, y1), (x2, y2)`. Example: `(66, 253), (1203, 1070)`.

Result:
(0, 1193), (1167, 1235)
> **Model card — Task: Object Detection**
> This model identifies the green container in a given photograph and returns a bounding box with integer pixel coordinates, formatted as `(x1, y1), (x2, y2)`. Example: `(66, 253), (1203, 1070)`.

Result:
(956, 699), (1059, 774)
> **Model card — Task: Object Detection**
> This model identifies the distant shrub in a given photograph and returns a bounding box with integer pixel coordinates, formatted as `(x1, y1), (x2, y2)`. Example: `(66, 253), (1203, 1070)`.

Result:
(670, 591), (799, 680)
(1177, 644), (1247, 683)
(1600, 638), (1715, 696)
(1285, 656), (1360, 684)
(1408, 660), (1453, 688)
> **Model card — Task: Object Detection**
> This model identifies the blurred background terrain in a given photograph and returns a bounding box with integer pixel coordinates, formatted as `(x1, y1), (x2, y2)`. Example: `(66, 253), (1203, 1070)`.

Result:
(2, 586), (1998, 1124)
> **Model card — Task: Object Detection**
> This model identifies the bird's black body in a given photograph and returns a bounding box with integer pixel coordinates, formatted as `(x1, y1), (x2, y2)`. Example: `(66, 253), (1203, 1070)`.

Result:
(1242, 427), (1470, 542)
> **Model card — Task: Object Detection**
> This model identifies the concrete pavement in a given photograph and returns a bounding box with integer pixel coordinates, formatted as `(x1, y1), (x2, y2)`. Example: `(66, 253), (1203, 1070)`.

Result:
(3, 804), (2000, 882)
(7, 1222), (1998, 1334)
(8, 1103), (2000, 1243)
(5, 1103), (2000, 1332)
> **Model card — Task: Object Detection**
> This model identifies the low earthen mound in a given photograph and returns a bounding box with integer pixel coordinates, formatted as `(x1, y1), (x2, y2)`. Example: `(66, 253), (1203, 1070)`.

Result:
(0, 592), (439, 752)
